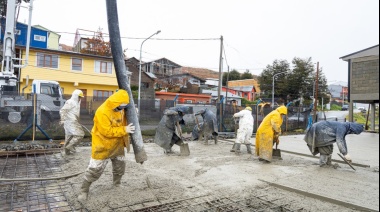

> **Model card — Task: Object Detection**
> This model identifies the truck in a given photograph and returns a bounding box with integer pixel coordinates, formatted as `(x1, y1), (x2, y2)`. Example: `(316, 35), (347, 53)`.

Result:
(0, 0), (65, 128)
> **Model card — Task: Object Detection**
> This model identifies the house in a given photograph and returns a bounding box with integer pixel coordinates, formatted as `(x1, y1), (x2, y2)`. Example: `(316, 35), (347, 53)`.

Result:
(202, 89), (242, 106)
(328, 83), (348, 102)
(18, 46), (120, 112)
(227, 79), (261, 101)
(33, 25), (61, 50)
(156, 91), (212, 104)
(156, 73), (205, 94)
(125, 57), (156, 100)
(142, 58), (181, 77)
(340, 44), (379, 129)
(1, 18), (48, 49)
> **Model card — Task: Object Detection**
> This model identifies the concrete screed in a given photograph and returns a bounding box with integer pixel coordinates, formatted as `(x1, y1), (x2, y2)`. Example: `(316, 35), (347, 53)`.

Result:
(60, 132), (379, 211)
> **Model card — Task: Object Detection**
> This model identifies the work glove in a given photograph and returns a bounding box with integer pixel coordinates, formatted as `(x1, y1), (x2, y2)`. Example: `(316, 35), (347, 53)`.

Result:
(344, 154), (352, 163)
(125, 123), (136, 134)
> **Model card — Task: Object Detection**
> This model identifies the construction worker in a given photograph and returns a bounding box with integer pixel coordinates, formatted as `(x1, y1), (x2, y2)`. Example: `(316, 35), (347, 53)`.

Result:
(231, 107), (254, 154)
(255, 106), (287, 162)
(192, 108), (218, 145)
(60, 89), (85, 155)
(304, 121), (364, 167)
(77, 89), (135, 201)
(154, 106), (191, 154)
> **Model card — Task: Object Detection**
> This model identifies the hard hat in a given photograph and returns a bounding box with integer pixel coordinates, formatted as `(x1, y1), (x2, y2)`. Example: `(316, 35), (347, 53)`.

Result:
(245, 107), (252, 111)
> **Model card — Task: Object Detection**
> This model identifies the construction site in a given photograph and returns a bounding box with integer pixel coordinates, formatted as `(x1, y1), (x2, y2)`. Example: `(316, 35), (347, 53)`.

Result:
(0, 132), (379, 212)
(1, 0), (379, 211)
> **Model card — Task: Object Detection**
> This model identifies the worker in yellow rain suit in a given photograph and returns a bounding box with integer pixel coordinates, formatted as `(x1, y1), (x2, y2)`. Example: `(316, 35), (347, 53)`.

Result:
(78, 89), (135, 201)
(255, 106), (287, 162)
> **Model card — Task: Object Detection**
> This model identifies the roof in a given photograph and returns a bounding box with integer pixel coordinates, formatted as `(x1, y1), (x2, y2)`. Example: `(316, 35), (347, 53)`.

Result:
(202, 90), (242, 99)
(145, 72), (157, 79)
(163, 73), (206, 82)
(229, 86), (254, 92)
(180, 67), (219, 80)
(18, 46), (114, 60)
(340, 44), (379, 61)
(59, 44), (73, 51)
(33, 25), (61, 37)
(155, 92), (212, 98)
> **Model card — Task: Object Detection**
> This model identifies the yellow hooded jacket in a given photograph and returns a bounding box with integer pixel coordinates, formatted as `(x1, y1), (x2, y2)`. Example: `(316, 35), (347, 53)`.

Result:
(255, 106), (287, 161)
(91, 89), (130, 160)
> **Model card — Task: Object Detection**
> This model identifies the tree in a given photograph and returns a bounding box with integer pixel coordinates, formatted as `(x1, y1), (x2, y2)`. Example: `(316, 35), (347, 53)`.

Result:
(258, 59), (290, 98)
(241, 70), (253, 80)
(286, 57), (315, 102)
(222, 69), (240, 86)
(80, 28), (112, 57)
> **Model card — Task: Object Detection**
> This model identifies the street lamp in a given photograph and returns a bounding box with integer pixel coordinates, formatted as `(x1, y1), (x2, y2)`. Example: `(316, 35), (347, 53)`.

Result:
(138, 30), (161, 116)
(272, 71), (288, 108)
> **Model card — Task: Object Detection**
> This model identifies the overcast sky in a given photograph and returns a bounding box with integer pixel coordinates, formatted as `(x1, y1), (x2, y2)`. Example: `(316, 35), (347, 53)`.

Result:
(18, 0), (379, 83)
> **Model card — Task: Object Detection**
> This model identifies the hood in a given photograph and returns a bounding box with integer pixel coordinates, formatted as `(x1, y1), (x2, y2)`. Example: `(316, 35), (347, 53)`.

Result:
(70, 89), (82, 102)
(276, 106), (288, 115)
(105, 89), (130, 109)
(348, 122), (364, 134)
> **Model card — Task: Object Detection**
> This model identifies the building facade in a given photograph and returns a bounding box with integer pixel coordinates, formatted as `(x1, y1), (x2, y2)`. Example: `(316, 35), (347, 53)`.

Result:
(340, 44), (379, 128)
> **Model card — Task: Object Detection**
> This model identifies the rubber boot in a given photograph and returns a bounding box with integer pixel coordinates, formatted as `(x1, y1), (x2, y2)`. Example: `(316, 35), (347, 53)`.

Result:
(319, 154), (329, 167)
(327, 154), (332, 165)
(78, 180), (92, 201)
(234, 143), (241, 154)
(113, 174), (122, 187)
(214, 136), (218, 145)
(246, 144), (252, 154)
(230, 143), (236, 152)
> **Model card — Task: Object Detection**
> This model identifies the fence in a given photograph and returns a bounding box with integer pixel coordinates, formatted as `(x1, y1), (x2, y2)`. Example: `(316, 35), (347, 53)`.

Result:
(1, 93), (318, 142)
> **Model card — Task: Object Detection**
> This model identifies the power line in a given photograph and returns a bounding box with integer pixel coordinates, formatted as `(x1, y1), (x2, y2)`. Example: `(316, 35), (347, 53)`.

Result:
(55, 31), (220, 41)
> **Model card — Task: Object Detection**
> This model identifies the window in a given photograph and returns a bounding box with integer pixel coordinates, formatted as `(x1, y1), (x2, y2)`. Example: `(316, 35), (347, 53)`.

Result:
(37, 53), (58, 68)
(40, 83), (60, 97)
(95, 61), (112, 74)
(72, 58), (83, 71)
(34, 35), (46, 42)
(93, 90), (113, 101)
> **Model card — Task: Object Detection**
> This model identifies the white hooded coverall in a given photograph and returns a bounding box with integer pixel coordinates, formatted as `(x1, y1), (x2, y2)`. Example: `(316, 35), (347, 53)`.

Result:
(234, 109), (254, 145)
(60, 89), (84, 153)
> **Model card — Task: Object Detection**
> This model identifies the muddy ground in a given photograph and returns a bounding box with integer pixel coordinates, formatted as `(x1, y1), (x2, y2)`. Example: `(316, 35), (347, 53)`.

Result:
(58, 135), (379, 212)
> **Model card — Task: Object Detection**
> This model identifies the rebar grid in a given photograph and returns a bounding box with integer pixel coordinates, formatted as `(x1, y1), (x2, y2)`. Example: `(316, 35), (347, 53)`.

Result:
(0, 151), (74, 212)
(116, 195), (299, 212)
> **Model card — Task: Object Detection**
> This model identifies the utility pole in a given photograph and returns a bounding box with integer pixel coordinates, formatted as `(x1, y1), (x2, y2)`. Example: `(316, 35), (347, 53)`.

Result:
(313, 62), (319, 123)
(218, 36), (223, 132)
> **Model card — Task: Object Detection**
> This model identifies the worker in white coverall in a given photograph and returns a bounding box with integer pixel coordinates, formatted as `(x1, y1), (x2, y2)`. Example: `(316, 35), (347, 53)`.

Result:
(78, 89), (135, 201)
(231, 107), (254, 154)
(60, 89), (85, 155)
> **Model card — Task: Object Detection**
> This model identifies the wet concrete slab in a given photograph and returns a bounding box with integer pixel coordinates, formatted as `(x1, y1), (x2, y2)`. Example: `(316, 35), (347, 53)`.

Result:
(274, 132), (379, 168)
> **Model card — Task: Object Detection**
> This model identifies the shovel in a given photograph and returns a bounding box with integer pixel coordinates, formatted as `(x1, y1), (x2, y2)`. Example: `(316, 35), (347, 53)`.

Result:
(272, 136), (282, 159)
(176, 122), (190, 156)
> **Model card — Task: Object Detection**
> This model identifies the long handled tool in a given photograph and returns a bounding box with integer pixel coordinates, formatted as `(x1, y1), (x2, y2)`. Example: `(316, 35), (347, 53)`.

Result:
(176, 121), (190, 156)
(272, 135), (282, 159)
(337, 153), (356, 171)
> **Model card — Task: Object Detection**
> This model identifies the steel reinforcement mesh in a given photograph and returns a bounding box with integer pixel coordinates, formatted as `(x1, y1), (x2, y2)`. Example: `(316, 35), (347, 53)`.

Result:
(0, 151), (74, 212)
(112, 195), (304, 212)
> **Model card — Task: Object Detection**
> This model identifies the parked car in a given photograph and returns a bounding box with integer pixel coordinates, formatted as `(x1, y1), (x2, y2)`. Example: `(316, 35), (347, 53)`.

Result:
(357, 106), (367, 113)
(341, 105), (349, 111)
